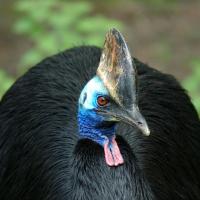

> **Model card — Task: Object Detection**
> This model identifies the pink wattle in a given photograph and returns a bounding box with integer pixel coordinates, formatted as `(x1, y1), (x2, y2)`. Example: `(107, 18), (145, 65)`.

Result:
(103, 137), (124, 166)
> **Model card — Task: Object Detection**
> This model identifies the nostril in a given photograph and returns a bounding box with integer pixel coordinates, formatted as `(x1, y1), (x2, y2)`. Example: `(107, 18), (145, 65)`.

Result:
(137, 121), (143, 126)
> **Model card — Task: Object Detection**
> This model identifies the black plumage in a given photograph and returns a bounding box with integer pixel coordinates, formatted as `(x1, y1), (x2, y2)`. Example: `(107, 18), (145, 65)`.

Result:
(0, 46), (200, 200)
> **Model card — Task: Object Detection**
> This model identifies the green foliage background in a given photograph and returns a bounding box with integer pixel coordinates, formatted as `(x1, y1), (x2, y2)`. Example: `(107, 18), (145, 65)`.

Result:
(183, 60), (200, 113)
(14, 0), (122, 72)
(0, 0), (199, 115)
(0, 69), (14, 98)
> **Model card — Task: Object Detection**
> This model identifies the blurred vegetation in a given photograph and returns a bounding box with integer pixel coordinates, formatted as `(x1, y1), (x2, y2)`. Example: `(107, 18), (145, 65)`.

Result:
(0, 70), (14, 98)
(13, 0), (122, 72)
(135, 0), (179, 9)
(182, 60), (200, 113)
(0, 0), (199, 115)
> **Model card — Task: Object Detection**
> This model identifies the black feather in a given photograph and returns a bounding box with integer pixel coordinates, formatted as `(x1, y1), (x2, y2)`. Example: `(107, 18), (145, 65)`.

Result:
(0, 46), (200, 200)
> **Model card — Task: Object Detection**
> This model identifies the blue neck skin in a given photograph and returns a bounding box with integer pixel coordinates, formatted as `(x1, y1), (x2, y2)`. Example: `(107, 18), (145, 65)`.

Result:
(78, 109), (116, 146)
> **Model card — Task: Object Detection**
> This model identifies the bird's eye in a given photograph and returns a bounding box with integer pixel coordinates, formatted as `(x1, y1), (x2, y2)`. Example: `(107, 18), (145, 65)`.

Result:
(97, 96), (109, 107)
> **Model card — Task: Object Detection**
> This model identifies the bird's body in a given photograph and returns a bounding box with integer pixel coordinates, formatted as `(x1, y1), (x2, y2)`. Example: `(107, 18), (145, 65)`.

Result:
(0, 45), (200, 200)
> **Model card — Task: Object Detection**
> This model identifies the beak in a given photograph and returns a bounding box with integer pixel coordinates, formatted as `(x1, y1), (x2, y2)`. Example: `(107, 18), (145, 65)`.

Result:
(118, 108), (150, 136)
(103, 106), (150, 136)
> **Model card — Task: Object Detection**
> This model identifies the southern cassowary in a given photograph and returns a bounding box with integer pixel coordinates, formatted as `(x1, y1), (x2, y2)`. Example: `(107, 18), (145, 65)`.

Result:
(0, 29), (200, 200)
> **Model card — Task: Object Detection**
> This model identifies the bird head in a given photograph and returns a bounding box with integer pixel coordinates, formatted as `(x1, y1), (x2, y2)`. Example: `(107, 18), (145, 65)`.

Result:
(78, 28), (150, 166)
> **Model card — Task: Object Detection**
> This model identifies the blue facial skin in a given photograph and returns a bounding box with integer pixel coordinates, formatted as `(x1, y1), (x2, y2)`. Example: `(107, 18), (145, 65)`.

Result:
(78, 76), (116, 146)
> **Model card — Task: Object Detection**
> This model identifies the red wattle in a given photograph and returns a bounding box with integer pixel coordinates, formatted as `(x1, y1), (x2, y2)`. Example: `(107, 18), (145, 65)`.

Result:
(103, 138), (124, 166)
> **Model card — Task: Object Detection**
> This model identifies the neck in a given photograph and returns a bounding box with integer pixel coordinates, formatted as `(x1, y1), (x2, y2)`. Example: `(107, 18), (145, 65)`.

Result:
(78, 110), (116, 146)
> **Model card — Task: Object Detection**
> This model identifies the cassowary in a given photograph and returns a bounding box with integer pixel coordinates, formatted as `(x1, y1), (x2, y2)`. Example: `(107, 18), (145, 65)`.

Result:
(0, 29), (200, 200)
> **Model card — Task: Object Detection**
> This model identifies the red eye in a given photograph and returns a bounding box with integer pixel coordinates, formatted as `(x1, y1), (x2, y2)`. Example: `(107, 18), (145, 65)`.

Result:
(97, 96), (109, 107)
